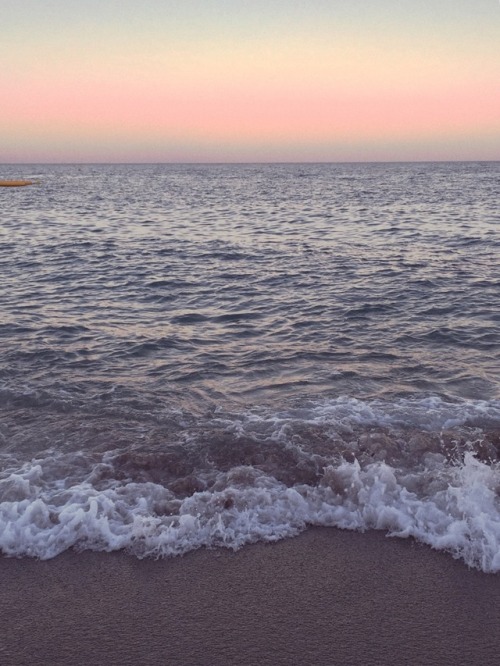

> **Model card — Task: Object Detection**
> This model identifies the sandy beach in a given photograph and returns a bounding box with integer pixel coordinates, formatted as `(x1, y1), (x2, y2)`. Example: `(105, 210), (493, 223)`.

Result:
(1, 527), (500, 666)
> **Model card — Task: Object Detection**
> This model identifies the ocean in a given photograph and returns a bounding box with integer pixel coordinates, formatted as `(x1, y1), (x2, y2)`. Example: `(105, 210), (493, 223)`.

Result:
(1, 162), (499, 571)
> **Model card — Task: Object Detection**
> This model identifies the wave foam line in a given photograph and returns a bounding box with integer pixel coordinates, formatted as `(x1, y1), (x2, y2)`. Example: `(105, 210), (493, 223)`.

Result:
(1, 452), (500, 572)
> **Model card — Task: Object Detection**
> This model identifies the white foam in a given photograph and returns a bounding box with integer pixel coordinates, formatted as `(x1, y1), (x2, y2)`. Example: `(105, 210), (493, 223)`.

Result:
(217, 395), (500, 436)
(1, 450), (500, 571)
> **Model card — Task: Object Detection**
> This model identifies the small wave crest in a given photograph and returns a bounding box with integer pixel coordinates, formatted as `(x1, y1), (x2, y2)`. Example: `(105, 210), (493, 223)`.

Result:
(1, 396), (500, 571)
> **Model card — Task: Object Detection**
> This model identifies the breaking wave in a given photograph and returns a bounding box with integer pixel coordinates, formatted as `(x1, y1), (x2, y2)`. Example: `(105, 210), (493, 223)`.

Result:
(1, 396), (500, 572)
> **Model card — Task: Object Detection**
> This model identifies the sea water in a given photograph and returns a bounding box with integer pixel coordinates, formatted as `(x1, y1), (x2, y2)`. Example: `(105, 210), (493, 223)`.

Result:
(0, 162), (499, 570)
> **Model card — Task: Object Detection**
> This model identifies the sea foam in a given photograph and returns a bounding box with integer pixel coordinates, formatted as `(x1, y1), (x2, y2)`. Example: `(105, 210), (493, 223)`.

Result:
(1, 436), (500, 571)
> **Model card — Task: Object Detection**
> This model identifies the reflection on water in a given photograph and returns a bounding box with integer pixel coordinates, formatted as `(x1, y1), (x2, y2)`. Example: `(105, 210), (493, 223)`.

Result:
(1, 163), (500, 567)
(1, 162), (498, 408)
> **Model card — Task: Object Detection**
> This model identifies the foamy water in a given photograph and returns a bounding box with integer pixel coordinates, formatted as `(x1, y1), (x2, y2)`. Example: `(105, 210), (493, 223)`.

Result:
(1, 163), (499, 570)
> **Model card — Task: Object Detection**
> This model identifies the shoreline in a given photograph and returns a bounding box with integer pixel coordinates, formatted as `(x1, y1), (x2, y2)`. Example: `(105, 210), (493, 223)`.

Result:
(1, 527), (500, 665)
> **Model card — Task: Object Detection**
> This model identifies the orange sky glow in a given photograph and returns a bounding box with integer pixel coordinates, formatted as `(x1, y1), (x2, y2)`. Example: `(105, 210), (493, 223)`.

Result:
(1, 1), (499, 162)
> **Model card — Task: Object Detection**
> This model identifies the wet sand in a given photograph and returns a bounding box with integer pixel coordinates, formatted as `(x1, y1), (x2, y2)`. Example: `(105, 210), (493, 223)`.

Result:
(1, 527), (500, 666)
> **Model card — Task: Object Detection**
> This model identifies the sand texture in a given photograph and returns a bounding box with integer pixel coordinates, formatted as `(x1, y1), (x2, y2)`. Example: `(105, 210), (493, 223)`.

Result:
(1, 527), (500, 666)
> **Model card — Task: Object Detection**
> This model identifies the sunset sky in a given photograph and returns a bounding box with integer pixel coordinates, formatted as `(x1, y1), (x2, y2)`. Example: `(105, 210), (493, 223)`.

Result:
(2, 0), (499, 162)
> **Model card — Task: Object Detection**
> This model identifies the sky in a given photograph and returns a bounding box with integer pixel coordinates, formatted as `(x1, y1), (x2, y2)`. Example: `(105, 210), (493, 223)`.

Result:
(1, 0), (499, 162)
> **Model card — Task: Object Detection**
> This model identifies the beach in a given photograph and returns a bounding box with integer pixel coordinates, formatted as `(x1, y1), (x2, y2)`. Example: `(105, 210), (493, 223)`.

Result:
(1, 163), (499, 663)
(2, 527), (500, 666)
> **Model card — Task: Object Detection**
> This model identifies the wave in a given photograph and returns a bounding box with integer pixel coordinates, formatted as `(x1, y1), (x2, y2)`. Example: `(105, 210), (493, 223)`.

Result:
(1, 396), (500, 571)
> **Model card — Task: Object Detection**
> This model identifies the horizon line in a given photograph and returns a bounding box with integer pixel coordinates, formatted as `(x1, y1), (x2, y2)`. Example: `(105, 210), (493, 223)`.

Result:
(2, 159), (499, 166)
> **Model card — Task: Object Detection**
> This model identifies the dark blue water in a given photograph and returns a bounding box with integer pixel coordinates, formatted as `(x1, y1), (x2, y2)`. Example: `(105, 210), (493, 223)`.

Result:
(1, 163), (500, 569)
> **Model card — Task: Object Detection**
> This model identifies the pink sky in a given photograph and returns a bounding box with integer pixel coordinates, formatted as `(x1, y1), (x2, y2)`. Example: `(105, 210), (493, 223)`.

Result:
(1, 1), (499, 162)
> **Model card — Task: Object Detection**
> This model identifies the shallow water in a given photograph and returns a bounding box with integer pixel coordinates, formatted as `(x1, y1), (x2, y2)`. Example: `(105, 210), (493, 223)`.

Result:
(1, 163), (500, 569)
